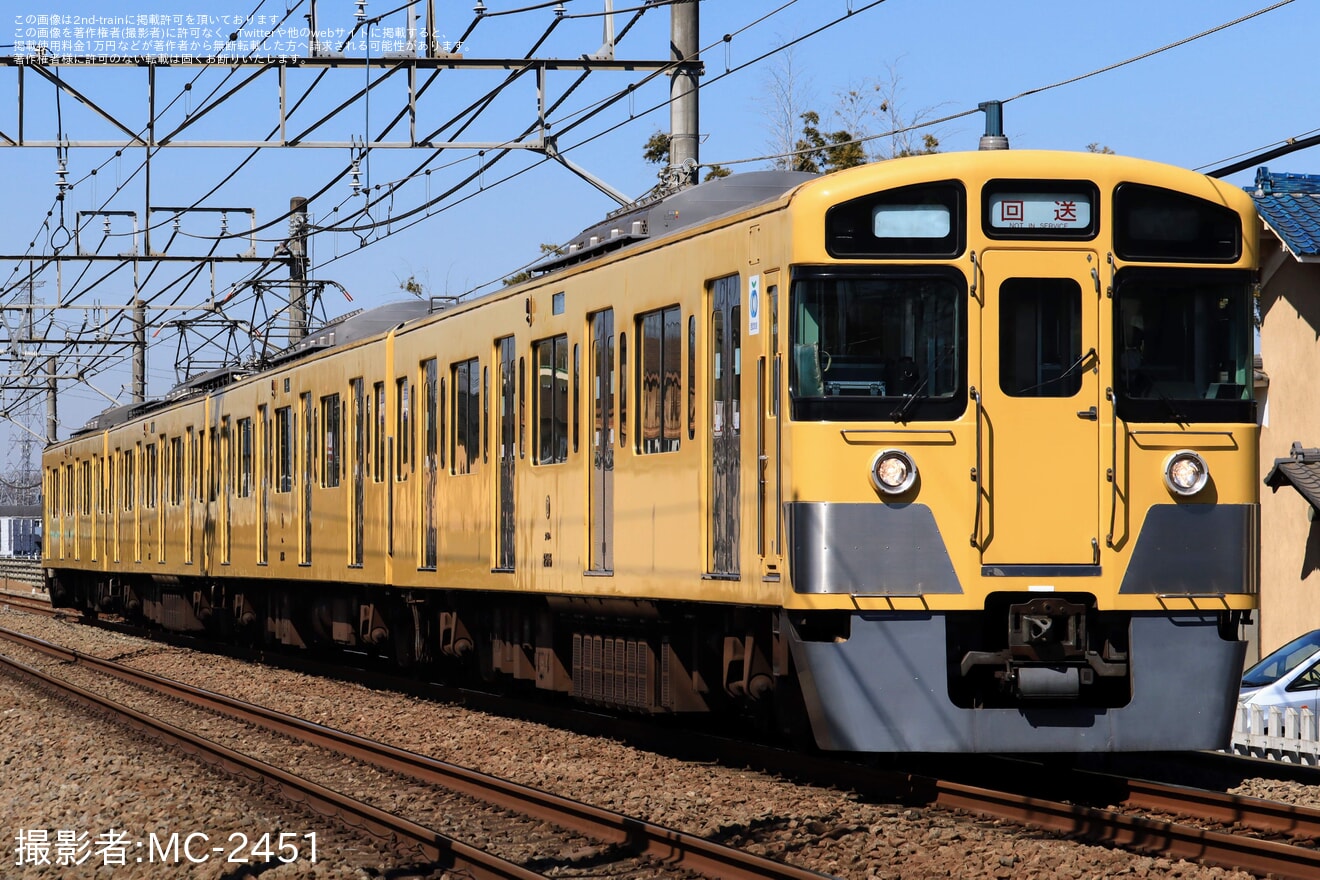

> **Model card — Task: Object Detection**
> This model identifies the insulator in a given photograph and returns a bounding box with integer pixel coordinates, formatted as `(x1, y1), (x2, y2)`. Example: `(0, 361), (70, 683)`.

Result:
(473, 0), (486, 14)
(355, 0), (367, 20)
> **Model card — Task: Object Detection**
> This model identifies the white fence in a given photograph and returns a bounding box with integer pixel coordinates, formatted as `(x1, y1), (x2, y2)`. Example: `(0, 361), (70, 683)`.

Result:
(1229, 704), (1320, 764)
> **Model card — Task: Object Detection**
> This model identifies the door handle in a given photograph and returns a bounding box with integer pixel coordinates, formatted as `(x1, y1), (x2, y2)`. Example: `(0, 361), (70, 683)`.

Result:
(1076, 406), (1098, 420)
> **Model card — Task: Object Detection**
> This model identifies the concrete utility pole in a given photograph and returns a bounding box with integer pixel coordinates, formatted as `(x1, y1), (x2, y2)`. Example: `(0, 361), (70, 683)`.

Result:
(45, 356), (57, 443)
(288, 196), (310, 344)
(132, 298), (146, 403)
(668, 0), (700, 188)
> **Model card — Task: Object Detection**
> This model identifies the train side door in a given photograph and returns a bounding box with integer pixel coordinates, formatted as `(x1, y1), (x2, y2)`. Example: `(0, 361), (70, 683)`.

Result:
(588, 310), (614, 573)
(352, 378), (367, 568)
(978, 250), (1100, 568)
(496, 337), (516, 571)
(757, 274), (784, 571)
(256, 412), (268, 566)
(300, 392), (313, 565)
(709, 274), (741, 578)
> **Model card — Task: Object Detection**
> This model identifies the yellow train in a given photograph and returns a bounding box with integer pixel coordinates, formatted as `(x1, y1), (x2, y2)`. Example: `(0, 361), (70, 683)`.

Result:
(43, 149), (1260, 752)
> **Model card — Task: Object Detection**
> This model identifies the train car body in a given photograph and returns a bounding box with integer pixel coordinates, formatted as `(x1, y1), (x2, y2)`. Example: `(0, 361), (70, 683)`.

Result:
(43, 150), (1259, 752)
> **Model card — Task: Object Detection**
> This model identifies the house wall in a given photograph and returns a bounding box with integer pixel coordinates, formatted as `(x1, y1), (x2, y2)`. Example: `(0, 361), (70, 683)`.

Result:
(1258, 235), (1320, 653)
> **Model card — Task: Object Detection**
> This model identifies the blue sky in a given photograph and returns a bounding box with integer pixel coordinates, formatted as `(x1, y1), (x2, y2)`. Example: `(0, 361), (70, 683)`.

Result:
(1, 0), (1315, 454)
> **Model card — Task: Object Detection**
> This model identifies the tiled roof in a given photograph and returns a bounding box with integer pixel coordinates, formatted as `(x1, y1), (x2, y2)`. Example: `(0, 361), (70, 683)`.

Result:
(1251, 167), (1320, 257)
(1264, 442), (1320, 514)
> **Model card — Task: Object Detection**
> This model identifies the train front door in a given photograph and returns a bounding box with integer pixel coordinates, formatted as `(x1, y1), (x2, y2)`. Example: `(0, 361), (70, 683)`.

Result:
(589, 309), (614, 573)
(709, 275), (741, 577)
(978, 250), (1101, 569)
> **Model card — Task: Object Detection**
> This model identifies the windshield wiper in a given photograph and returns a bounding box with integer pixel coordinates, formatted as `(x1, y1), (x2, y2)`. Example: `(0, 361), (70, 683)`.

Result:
(1154, 390), (1188, 426)
(891, 375), (931, 423)
(1013, 348), (1097, 396)
(891, 347), (954, 423)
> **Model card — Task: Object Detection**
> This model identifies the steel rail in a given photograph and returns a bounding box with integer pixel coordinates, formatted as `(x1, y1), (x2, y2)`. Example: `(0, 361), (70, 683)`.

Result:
(1119, 776), (1320, 838)
(0, 650), (546, 880)
(907, 775), (1320, 880)
(0, 626), (829, 880)
(0, 591), (56, 617)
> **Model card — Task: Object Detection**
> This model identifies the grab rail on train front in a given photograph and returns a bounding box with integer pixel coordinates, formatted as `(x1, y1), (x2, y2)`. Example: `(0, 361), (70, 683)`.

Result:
(969, 385), (983, 550)
(1105, 386), (1118, 548)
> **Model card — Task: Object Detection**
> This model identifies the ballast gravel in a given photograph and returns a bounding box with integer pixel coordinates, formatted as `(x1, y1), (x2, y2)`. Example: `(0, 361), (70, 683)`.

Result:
(0, 606), (1288, 879)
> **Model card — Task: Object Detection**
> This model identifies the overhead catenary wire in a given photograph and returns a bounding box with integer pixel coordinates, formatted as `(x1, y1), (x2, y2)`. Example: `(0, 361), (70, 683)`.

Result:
(702, 0), (1300, 171)
(14, 0), (1306, 435)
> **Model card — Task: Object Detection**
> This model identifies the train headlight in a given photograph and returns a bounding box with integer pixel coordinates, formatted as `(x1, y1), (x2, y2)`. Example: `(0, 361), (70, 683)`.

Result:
(871, 449), (917, 495)
(1163, 450), (1209, 497)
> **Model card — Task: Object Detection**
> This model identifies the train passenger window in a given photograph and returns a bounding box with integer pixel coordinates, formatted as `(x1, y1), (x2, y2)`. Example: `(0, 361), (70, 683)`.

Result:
(789, 267), (966, 422)
(146, 443), (158, 509)
(422, 360), (438, 473)
(637, 306), (682, 454)
(79, 460), (91, 515)
(1113, 268), (1256, 423)
(1115, 184), (1241, 262)
(498, 339), (516, 467)
(236, 420), (253, 498)
(123, 449), (134, 511)
(534, 335), (569, 464)
(619, 332), (627, 448)
(395, 379), (410, 480)
(825, 181), (964, 258)
(688, 315), (696, 440)
(572, 343), (580, 454)
(999, 278), (1083, 398)
(452, 358), (480, 475)
(275, 406), (293, 493)
(191, 429), (202, 498)
(208, 429), (219, 502)
(320, 395), (341, 488)
(373, 382), (386, 482)
(170, 437), (185, 504)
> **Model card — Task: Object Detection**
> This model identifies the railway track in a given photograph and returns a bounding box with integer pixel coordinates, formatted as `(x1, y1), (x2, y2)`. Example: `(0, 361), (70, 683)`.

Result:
(7, 603), (1319, 877)
(0, 624), (829, 880)
(694, 742), (1320, 880)
(0, 588), (56, 617)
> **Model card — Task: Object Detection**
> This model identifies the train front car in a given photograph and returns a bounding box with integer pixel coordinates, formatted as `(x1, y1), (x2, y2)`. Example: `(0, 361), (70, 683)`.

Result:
(780, 151), (1258, 752)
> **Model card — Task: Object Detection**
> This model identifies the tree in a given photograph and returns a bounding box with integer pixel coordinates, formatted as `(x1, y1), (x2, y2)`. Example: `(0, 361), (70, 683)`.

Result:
(503, 243), (564, 287)
(642, 131), (730, 182)
(760, 46), (815, 171)
(398, 273), (427, 297)
(834, 65), (943, 161)
(761, 57), (942, 172)
(792, 111), (865, 174)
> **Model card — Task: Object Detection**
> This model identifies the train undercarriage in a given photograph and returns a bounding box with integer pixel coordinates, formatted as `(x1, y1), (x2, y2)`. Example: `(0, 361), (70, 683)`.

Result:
(45, 570), (1250, 752)
(45, 571), (804, 736)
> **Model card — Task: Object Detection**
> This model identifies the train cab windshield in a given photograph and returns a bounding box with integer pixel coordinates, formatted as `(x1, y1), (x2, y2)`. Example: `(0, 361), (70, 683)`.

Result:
(789, 267), (966, 421)
(1113, 269), (1255, 423)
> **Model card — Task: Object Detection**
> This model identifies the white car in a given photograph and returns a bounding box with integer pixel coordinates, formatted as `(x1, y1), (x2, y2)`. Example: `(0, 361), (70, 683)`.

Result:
(1239, 630), (1320, 723)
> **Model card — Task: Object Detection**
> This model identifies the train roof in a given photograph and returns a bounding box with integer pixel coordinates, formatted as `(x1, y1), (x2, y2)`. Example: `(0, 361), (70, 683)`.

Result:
(71, 299), (437, 437)
(533, 170), (817, 273)
(261, 299), (434, 368)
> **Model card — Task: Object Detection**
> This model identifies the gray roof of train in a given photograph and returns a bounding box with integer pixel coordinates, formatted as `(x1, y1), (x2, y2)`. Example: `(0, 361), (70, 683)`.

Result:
(534, 170), (817, 272)
(71, 172), (815, 437)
